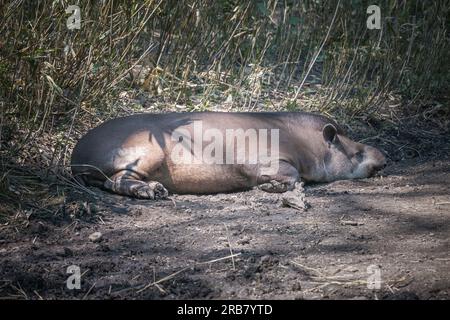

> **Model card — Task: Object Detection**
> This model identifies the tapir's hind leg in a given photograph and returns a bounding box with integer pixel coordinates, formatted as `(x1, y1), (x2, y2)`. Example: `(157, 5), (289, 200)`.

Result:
(256, 161), (300, 193)
(103, 170), (168, 199)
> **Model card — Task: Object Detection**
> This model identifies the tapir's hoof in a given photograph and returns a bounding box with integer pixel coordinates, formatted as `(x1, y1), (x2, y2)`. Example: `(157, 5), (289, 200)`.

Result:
(258, 180), (292, 193)
(134, 181), (168, 199)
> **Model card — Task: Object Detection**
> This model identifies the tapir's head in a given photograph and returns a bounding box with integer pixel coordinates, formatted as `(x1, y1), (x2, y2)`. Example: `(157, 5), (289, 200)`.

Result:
(306, 122), (386, 182)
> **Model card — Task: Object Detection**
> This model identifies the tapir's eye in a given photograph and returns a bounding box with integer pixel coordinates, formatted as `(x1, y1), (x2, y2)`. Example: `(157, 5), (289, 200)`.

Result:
(354, 151), (364, 161)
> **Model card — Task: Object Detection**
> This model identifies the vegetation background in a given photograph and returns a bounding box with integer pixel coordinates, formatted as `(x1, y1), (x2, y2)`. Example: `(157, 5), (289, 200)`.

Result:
(0, 0), (449, 219)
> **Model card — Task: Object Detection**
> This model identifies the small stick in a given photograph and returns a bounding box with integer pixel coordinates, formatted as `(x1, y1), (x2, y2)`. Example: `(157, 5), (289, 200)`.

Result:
(198, 253), (241, 266)
(34, 290), (43, 300)
(290, 260), (326, 277)
(340, 220), (363, 226)
(154, 283), (166, 294)
(82, 282), (96, 300)
(136, 267), (190, 293)
(136, 253), (242, 293)
(81, 269), (90, 278)
(224, 223), (236, 270)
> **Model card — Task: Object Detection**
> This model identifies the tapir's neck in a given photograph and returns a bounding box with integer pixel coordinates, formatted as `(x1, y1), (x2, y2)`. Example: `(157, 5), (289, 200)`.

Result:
(296, 149), (329, 182)
(284, 116), (329, 182)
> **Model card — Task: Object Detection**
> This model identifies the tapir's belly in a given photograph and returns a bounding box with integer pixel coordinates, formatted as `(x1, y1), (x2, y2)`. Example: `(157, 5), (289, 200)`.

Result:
(152, 162), (255, 194)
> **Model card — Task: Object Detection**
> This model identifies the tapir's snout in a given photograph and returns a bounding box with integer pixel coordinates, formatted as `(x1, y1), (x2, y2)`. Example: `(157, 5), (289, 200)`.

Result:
(365, 145), (387, 176)
(371, 159), (387, 174)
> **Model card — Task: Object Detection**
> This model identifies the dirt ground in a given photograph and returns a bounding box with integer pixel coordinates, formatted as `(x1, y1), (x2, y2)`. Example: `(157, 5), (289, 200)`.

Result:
(0, 153), (449, 299)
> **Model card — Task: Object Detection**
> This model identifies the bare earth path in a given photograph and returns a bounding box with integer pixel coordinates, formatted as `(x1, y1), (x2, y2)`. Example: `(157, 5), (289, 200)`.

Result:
(1, 158), (449, 299)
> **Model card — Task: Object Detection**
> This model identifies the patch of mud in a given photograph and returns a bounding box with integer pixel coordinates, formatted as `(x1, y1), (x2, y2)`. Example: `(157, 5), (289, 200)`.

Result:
(0, 159), (449, 299)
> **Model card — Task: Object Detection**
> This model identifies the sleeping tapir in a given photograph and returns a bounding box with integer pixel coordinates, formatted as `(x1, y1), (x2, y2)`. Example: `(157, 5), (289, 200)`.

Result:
(71, 112), (386, 199)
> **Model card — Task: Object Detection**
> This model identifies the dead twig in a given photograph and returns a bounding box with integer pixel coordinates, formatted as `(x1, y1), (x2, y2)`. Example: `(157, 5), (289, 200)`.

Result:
(224, 223), (236, 270)
(340, 220), (364, 226)
(136, 253), (242, 294)
(82, 282), (96, 300)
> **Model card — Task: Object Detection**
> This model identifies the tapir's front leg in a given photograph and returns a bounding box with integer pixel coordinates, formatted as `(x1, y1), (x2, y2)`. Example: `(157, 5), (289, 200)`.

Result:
(103, 170), (168, 199)
(256, 160), (300, 193)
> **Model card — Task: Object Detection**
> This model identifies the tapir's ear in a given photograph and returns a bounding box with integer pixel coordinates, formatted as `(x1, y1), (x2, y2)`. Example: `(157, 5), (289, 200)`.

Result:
(322, 124), (337, 144)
